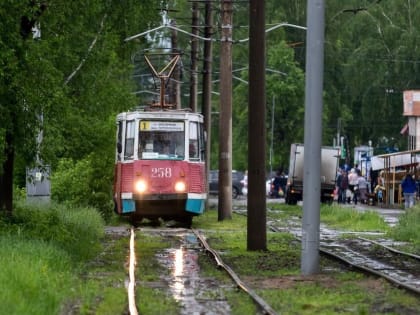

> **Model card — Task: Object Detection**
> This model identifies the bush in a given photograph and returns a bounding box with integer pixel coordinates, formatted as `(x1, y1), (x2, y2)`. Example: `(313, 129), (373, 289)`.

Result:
(1, 202), (105, 262)
(0, 202), (106, 314)
(51, 155), (114, 221)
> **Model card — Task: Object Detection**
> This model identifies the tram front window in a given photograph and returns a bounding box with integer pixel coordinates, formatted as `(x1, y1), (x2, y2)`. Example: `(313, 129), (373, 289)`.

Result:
(138, 120), (185, 160)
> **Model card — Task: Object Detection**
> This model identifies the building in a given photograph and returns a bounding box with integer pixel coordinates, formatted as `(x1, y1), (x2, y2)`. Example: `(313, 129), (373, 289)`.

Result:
(402, 90), (420, 149)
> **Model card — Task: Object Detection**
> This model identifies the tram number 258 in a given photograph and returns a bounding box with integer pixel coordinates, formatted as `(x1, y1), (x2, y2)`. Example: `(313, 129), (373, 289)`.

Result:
(151, 167), (172, 178)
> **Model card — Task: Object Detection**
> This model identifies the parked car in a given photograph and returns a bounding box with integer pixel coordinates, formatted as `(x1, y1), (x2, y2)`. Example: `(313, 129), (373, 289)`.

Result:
(208, 170), (245, 199)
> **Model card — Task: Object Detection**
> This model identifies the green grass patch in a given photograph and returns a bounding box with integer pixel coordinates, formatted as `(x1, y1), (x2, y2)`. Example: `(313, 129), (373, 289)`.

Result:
(224, 290), (258, 315)
(0, 202), (109, 315)
(1, 201), (105, 261)
(192, 208), (248, 230)
(135, 232), (180, 314)
(267, 203), (303, 215)
(193, 204), (419, 314)
(257, 273), (419, 315)
(137, 287), (180, 314)
(388, 206), (420, 253)
(320, 204), (390, 232)
(207, 230), (301, 277)
(0, 237), (76, 315)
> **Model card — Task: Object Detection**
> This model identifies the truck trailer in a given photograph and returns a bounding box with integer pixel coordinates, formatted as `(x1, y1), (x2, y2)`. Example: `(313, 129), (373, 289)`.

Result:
(285, 143), (340, 205)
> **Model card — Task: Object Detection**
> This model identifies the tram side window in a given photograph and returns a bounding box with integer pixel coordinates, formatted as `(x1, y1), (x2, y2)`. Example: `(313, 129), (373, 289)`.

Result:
(124, 120), (135, 160)
(189, 122), (199, 160)
(117, 121), (123, 161)
(199, 122), (205, 161)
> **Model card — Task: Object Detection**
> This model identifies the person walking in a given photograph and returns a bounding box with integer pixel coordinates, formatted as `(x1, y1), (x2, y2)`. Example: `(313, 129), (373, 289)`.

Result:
(401, 173), (417, 209)
(336, 169), (343, 203)
(339, 169), (349, 204)
(357, 172), (368, 204)
(348, 168), (358, 204)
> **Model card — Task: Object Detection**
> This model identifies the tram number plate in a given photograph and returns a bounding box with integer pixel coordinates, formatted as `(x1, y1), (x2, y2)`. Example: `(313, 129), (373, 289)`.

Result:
(151, 167), (172, 178)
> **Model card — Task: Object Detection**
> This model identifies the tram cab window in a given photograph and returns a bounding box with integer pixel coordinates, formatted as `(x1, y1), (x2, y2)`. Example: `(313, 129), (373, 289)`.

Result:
(138, 120), (185, 160)
(124, 120), (135, 160)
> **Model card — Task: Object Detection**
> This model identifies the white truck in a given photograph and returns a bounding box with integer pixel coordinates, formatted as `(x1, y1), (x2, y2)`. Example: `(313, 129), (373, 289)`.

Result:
(285, 143), (340, 205)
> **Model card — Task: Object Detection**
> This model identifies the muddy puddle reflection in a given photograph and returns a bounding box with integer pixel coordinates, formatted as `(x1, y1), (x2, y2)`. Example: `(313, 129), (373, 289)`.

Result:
(156, 232), (232, 315)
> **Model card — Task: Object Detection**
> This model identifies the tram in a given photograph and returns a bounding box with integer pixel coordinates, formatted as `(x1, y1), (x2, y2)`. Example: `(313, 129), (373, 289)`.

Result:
(113, 107), (206, 224)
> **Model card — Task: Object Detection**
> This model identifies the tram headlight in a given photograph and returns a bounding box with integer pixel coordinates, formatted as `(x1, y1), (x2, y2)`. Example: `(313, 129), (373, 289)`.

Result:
(174, 181), (186, 192)
(135, 179), (147, 193)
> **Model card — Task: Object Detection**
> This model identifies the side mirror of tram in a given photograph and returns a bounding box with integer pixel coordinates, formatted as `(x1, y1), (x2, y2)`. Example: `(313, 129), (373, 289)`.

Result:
(117, 142), (122, 154)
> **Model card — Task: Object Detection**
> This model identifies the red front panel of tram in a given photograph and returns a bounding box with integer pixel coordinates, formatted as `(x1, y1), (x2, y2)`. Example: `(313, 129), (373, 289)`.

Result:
(117, 160), (205, 195)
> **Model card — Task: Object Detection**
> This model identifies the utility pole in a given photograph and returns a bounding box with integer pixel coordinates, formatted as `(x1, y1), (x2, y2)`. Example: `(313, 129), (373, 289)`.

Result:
(190, 1), (199, 112)
(301, 0), (325, 275)
(170, 19), (181, 109)
(202, 0), (213, 202)
(247, 0), (266, 250)
(218, 0), (233, 220)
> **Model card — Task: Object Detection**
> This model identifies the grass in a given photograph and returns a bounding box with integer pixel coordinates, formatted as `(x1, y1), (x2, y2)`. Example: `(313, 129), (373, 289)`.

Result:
(387, 205), (420, 253)
(135, 232), (181, 314)
(0, 237), (75, 315)
(320, 204), (390, 232)
(0, 201), (107, 315)
(2, 200), (419, 314)
(193, 207), (419, 314)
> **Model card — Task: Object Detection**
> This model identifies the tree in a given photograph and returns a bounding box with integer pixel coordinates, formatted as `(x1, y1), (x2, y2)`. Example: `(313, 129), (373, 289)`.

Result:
(0, 0), (156, 214)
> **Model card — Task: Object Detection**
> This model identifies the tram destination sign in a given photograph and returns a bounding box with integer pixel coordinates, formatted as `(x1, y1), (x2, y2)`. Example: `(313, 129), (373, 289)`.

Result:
(140, 121), (184, 132)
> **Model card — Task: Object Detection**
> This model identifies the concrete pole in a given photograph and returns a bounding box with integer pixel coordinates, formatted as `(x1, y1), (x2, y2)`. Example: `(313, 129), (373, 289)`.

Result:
(301, 0), (325, 275)
(218, 0), (233, 220)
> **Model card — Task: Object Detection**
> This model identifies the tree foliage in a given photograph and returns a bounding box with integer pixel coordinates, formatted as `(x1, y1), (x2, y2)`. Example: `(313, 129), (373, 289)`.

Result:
(0, 0), (156, 214)
(3, 0), (420, 214)
(230, 0), (420, 172)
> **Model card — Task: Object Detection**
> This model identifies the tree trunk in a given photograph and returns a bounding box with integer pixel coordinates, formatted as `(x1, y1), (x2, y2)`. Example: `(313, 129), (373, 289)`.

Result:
(0, 131), (14, 215)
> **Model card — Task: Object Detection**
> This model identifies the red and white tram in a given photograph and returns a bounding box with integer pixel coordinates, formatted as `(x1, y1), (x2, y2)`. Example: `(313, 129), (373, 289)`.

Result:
(113, 108), (207, 225)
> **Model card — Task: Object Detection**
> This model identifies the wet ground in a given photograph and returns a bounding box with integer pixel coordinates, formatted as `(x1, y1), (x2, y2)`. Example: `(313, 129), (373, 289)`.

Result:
(217, 195), (405, 227)
(139, 228), (235, 315)
(106, 198), (411, 314)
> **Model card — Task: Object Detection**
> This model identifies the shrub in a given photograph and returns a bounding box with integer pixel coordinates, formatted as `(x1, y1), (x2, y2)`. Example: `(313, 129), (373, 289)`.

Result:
(1, 202), (105, 262)
(51, 155), (114, 221)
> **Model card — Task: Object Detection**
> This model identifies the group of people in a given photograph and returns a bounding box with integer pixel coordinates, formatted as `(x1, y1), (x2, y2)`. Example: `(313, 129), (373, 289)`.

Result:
(336, 167), (369, 205)
(336, 165), (418, 209)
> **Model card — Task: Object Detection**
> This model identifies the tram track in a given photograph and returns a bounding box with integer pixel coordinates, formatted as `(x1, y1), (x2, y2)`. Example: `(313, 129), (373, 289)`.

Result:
(130, 225), (278, 315)
(119, 205), (420, 314)
(266, 213), (420, 297)
(319, 236), (420, 295)
(192, 229), (278, 315)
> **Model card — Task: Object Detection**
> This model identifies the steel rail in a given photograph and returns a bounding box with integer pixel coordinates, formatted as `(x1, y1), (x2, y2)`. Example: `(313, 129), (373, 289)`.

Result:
(268, 223), (420, 296)
(192, 229), (279, 315)
(128, 227), (139, 315)
(319, 246), (420, 295)
(357, 236), (420, 260)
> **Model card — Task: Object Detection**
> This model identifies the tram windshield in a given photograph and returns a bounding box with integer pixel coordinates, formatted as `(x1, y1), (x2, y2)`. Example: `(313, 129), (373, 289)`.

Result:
(138, 120), (185, 160)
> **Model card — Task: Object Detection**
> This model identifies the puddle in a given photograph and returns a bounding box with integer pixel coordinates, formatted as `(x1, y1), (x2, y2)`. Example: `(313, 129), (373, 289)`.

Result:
(156, 232), (232, 315)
